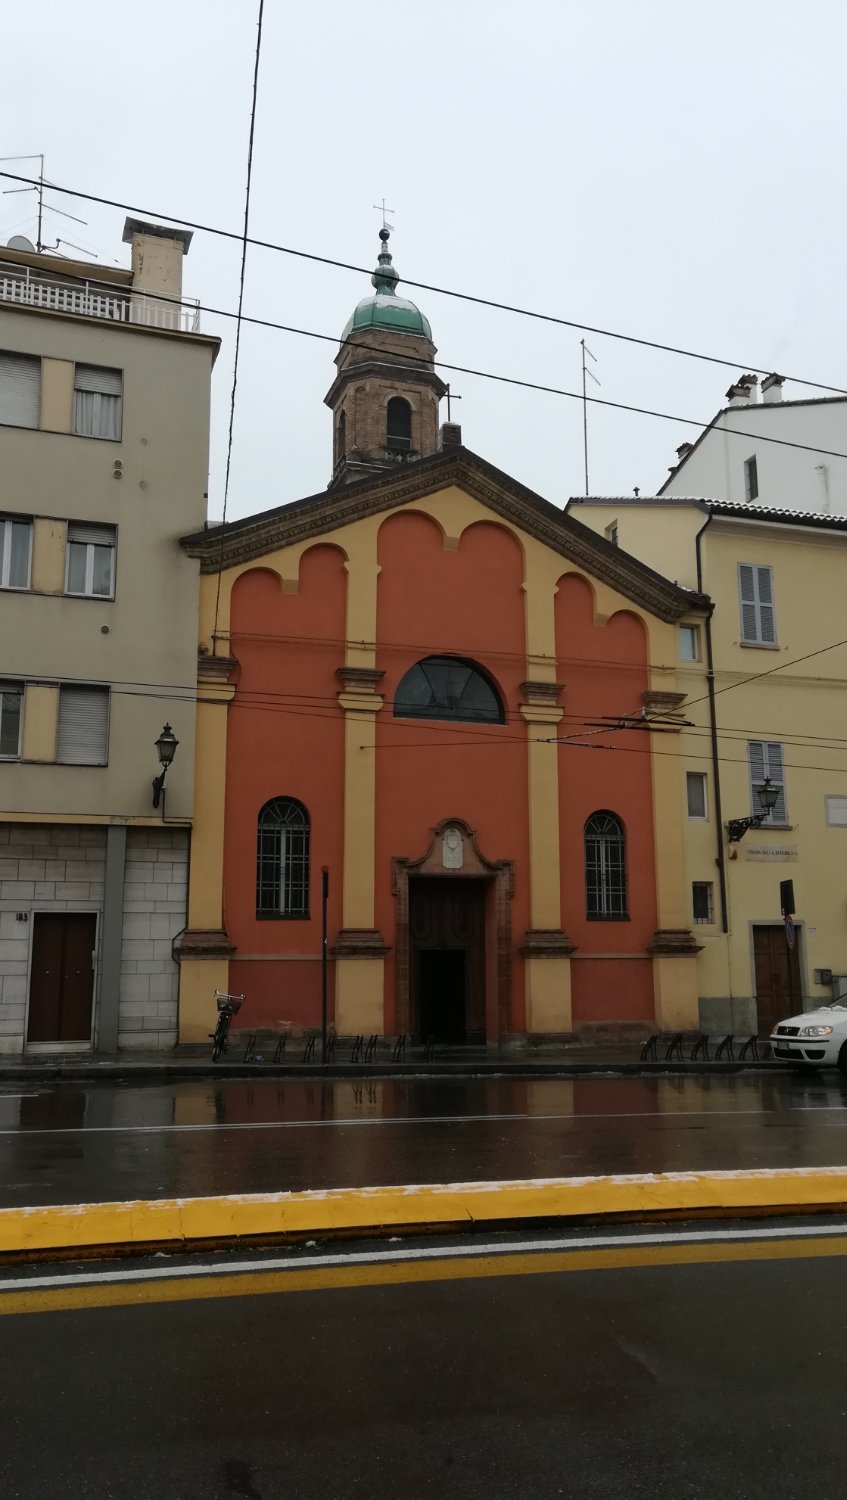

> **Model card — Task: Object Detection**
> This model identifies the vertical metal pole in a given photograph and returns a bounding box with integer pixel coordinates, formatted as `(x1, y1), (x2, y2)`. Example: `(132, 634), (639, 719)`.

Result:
(321, 866), (329, 1064)
(36, 155), (44, 255)
(581, 339), (589, 495)
(785, 923), (797, 1016)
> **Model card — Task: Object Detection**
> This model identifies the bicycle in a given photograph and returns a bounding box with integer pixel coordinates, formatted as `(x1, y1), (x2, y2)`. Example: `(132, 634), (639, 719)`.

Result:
(210, 990), (245, 1061)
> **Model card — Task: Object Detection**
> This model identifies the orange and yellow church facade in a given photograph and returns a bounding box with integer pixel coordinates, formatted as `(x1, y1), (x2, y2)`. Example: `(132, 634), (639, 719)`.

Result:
(176, 233), (709, 1047)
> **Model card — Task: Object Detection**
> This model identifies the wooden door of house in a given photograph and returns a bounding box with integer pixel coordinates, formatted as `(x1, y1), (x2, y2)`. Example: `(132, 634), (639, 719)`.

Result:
(753, 924), (801, 1037)
(27, 913), (96, 1045)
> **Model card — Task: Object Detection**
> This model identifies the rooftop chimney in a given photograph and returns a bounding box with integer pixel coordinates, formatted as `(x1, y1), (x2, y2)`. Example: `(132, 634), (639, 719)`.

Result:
(762, 372), (785, 404)
(439, 421), (462, 450)
(122, 217), (193, 305)
(725, 374), (758, 407)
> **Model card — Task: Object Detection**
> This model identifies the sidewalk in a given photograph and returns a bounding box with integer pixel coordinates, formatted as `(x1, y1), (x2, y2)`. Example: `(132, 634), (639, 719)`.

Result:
(0, 1042), (787, 1083)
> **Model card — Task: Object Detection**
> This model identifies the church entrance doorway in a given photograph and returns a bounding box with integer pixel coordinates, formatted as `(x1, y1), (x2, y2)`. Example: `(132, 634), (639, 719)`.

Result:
(409, 877), (485, 1044)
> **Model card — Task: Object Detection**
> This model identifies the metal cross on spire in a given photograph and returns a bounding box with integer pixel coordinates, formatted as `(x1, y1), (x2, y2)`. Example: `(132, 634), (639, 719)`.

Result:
(372, 198), (395, 235)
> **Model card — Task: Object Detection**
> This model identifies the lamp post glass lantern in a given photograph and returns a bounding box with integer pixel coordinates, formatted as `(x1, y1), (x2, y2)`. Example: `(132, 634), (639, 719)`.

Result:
(727, 775), (779, 844)
(755, 776), (779, 817)
(152, 723), (179, 810)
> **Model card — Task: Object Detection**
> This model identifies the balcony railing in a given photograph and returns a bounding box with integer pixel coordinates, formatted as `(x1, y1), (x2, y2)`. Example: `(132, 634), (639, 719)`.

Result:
(0, 266), (201, 333)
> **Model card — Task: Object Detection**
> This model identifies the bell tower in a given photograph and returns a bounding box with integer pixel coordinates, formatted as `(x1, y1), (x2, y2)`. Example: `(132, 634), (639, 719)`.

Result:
(325, 228), (447, 488)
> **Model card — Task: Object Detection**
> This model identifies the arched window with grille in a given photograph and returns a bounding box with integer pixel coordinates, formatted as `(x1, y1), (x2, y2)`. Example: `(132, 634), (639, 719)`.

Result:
(584, 811), (627, 920)
(394, 656), (504, 724)
(386, 396), (412, 453)
(335, 409), (347, 466)
(256, 798), (310, 918)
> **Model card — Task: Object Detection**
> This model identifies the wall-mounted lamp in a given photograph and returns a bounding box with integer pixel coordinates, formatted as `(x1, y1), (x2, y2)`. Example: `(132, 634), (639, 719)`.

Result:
(726, 776), (779, 843)
(152, 723), (179, 813)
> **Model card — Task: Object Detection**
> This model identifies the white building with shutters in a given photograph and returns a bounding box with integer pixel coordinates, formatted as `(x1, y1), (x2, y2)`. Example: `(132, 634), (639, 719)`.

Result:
(658, 373), (847, 515)
(567, 492), (847, 1039)
(0, 221), (219, 1054)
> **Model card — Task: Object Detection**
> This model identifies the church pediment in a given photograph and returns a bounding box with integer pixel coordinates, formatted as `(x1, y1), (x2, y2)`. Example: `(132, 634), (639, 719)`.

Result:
(181, 446), (707, 623)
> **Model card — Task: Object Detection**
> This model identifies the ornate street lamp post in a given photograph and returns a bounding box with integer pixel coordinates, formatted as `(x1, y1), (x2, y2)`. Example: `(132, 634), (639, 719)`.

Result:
(152, 723), (179, 813)
(726, 776), (779, 844)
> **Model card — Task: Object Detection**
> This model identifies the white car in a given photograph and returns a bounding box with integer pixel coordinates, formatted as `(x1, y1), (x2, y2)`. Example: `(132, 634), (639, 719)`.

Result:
(771, 1002), (847, 1072)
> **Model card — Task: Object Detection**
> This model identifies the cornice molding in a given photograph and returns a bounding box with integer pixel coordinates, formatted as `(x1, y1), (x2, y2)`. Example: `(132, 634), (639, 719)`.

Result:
(182, 450), (706, 623)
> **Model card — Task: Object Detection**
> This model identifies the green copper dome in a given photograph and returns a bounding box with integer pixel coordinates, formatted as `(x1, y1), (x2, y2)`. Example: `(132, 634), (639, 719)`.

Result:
(341, 230), (432, 341)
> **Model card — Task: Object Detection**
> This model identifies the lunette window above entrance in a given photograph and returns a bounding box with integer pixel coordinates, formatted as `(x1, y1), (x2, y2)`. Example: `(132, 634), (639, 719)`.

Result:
(393, 656), (504, 724)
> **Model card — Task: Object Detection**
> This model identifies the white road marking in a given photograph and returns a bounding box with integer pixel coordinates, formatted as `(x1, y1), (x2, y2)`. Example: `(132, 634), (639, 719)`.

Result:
(3, 1220), (847, 1294)
(0, 1104), (844, 1137)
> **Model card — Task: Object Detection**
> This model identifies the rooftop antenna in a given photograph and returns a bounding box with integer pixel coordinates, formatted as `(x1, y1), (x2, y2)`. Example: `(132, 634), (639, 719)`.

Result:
(0, 154), (87, 253)
(581, 338), (600, 495)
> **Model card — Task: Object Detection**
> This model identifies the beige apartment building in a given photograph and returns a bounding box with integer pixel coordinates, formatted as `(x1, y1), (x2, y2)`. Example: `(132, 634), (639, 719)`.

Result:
(569, 493), (847, 1037)
(0, 221), (219, 1052)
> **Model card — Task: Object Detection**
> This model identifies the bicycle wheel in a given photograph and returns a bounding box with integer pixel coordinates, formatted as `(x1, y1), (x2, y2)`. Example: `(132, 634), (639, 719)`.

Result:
(212, 1019), (226, 1062)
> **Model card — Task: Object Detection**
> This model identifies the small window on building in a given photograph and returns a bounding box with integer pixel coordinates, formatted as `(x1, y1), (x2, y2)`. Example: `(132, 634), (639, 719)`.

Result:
(0, 514), (32, 590)
(73, 365), (122, 440)
(0, 351), (40, 430)
(335, 409), (347, 466)
(744, 454), (759, 502)
(679, 625), (700, 661)
(65, 523), (116, 599)
(686, 772), (708, 819)
(605, 521), (619, 547)
(386, 396), (412, 453)
(0, 682), (23, 758)
(738, 563), (776, 645)
(748, 740), (787, 824)
(56, 685), (109, 765)
(692, 882), (714, 925)
(257, 798), (310, 918)
(584, 811), (628, 920)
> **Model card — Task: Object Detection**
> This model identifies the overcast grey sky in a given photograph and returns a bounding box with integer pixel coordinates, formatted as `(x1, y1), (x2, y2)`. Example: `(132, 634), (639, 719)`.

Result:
(3, 0), (846, 520)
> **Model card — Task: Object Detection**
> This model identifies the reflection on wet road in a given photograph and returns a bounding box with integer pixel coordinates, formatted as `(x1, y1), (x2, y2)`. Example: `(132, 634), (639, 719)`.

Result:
(1, 1073), (846, 1206)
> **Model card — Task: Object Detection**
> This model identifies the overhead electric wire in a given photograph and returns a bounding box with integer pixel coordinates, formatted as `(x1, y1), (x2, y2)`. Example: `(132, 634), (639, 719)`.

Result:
(1, 167), (844, 398)
(4, 239), (847, 466)
(212, 0), (265, 643)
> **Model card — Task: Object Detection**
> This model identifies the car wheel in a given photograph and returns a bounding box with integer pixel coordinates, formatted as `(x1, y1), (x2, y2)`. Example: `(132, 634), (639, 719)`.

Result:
(837, 1042), (847, 1078)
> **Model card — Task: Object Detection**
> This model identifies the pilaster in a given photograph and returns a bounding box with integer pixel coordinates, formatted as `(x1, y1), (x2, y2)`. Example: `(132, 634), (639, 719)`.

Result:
(644, 686), (701, 1030)
(335, 650), (388, 1035)
(177, 656), (236, 1044)
(520, 680), (575, 1035)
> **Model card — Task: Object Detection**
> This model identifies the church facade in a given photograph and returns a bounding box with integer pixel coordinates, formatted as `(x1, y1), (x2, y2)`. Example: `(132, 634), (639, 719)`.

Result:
(177, 234), (709, 1047)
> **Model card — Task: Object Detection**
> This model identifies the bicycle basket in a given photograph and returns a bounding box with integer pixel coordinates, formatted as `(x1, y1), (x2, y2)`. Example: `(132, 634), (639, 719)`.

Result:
(215, 992), (244, 1014)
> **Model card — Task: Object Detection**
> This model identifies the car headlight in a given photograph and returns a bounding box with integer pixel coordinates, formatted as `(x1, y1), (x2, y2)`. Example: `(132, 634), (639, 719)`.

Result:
(798, 1025), (834, 1038)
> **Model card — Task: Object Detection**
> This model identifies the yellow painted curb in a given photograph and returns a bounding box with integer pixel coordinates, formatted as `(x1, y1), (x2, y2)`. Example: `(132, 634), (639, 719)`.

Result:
(3, 1167), (847, 1256)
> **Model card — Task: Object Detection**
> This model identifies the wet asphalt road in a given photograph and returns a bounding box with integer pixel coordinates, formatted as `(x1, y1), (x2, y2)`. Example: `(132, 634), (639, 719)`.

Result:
(1, 1227), (846, 1498)
(2, 1073), (847, 1207)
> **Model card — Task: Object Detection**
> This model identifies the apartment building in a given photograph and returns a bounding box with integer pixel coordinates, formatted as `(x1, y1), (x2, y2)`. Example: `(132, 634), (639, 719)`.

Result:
(0, 221), (219, 1053)
(659, 372), (847, 516)
(568, 493), (847, 1036)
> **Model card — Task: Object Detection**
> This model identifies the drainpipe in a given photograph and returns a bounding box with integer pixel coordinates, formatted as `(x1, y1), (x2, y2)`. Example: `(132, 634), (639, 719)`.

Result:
(694, 508), (729, 934)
